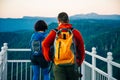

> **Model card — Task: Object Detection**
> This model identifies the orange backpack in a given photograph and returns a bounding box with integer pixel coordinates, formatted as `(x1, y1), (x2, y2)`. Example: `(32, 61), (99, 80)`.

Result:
(53, 28), (76, 65)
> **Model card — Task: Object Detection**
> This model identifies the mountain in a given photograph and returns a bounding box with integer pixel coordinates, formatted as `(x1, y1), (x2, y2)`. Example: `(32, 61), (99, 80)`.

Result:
(0, 17), (57, 32)
(70, 13), (120, 20)
(22, 16), (57, 24)
(0, 13), (120, 32)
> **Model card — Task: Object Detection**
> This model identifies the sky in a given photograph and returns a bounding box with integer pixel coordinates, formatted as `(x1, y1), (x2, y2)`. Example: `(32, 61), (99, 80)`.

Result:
(0, 0), (120, 18)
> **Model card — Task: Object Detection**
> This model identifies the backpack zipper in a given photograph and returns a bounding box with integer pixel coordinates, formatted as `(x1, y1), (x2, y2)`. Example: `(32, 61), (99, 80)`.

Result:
(58, 41), (61, 59)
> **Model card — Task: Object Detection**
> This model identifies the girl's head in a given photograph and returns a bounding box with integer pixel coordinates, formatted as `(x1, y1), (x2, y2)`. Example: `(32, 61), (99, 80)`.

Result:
(34, 20), (48, 32)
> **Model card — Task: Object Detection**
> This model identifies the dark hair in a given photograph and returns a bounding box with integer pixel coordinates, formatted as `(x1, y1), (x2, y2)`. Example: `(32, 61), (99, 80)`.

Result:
(34, 20), (48, 32)
(58, 12), (69, 23)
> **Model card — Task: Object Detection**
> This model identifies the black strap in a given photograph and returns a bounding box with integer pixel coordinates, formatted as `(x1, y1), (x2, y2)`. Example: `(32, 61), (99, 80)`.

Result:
(48, 61), (53, 73)
(53, 28), (74, 34)
(52, 29), (58, 33)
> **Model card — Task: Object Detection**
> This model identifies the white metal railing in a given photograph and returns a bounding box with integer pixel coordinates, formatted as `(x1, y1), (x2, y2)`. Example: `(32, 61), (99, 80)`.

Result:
(0, 43), (120, 80)
(81, 47), (120, 80)
(7, 60), (33, 80)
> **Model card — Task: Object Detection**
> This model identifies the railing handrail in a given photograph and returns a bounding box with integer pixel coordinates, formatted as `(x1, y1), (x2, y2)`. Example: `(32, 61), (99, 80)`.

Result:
(85, 51), (107, 62)
(7, 49), (31, 51)
(83, 61), (108, 77)
(7, 60), (30, 62)
(7, 48), (120, 68)
(85, 50), (120, 68)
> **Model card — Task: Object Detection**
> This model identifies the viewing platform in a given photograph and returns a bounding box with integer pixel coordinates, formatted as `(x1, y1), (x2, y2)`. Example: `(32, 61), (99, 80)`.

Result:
(0, 43), (120, 80)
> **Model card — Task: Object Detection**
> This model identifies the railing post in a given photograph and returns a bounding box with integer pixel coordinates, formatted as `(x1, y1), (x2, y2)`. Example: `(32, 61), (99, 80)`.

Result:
(0, 43), (8, 80)
(92, 47), (97, 80)
(81, 63), (85, 80)
(0, 50), (3, 80)
(3, 43), (8, 80)
(81, 45), (85, 80)
(107, 52), (113, 80)
(0, 47), (5, 80)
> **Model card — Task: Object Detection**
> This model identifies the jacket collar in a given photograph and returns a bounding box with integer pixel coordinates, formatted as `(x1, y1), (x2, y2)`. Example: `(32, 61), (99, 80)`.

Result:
(57, 23), (72, 30)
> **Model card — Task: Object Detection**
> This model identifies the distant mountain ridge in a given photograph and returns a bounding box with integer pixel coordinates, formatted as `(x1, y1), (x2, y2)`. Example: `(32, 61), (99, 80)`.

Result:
(22, 13), (120, 20)
(0, 13), (120, 20)
(0, 18), (57, 32)
(70, 13), (120, 20)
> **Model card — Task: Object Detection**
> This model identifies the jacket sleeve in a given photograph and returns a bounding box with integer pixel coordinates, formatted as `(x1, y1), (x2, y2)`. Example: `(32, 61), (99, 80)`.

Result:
(42, 30), (56, 62)
(29, 34), (34, 48)
(73, 29), (85, 66)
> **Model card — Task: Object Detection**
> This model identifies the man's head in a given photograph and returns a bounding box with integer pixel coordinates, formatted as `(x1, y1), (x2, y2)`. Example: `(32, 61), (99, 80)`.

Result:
(57, 12), (69, 24)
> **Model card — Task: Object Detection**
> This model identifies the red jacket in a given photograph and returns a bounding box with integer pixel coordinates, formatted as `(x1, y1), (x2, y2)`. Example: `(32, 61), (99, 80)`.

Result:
(42, 23), (85, 66)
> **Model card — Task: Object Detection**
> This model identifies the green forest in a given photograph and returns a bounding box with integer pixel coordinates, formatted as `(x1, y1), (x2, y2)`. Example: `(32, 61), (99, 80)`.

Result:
(0, 19), (120, 80)
(1, 19), (120, 62)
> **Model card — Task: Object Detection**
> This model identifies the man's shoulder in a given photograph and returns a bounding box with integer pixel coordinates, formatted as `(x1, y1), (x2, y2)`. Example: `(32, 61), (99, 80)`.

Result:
(52, 29), (58, 32)
(72, 28), (79, 33)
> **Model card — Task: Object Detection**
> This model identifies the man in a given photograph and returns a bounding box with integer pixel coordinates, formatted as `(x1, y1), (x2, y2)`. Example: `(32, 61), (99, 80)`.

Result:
(42, 12), (85, 80)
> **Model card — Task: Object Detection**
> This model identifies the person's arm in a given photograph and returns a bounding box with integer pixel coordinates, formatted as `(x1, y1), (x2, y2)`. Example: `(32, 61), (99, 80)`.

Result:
(42, 30), (56, 62)
(73, 29), (85, 66)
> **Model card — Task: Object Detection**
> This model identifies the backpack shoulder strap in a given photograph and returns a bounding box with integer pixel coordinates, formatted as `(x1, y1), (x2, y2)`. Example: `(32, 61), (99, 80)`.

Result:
(52, 28), (74, 32)
(71, 28), (75, 31)
(52, 29), (58, 33)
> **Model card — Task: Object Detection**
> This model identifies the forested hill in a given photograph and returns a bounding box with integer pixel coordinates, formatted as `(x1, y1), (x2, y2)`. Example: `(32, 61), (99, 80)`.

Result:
(0, 19), (120, 63)
(0, 30), (33, 48)
(86, 28), (120, 63)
